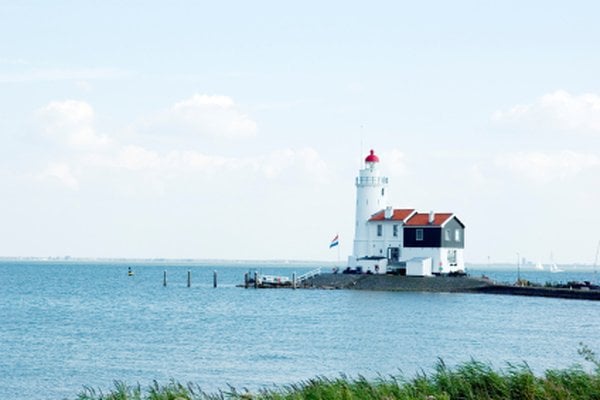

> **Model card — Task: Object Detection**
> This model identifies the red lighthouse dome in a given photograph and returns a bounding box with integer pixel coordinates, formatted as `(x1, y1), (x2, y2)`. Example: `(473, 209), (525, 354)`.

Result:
(365, 149), (379, 163)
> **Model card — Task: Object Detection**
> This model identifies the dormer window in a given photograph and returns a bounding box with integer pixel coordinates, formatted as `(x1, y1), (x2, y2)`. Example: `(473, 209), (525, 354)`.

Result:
(416, 229), (423, 241)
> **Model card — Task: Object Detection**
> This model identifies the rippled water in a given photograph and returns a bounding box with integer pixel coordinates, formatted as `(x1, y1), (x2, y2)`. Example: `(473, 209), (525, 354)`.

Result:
(1, 261), (599, 399)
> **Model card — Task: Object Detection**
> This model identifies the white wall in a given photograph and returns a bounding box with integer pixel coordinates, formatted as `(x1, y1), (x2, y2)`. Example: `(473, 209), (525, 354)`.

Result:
(366, 221), (404, 259)
(402, 248), (441, 274)
(406, 258), (432, 276)
(352, 162), (388, 258)
(354, 257), (388, 274)
(402, 247), (464, 274)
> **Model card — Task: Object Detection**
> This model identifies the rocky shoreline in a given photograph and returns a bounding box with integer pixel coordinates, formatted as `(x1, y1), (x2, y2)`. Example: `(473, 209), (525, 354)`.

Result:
(299, 273), (600, 301)
(301, 273), (492, 292)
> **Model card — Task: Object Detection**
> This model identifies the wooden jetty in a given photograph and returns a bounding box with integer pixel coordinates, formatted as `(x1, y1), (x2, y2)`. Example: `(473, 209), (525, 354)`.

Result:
(242, 268), (322, 289)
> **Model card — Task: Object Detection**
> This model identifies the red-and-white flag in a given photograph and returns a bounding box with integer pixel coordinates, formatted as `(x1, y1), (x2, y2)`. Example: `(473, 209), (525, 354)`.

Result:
(329, 234), (339, 248)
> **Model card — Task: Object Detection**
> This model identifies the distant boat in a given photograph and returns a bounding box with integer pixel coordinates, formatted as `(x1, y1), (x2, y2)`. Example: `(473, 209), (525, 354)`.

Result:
(549, 263), (563, 273)
(534, 261), (544, 271)
(549, 252), (563, 273)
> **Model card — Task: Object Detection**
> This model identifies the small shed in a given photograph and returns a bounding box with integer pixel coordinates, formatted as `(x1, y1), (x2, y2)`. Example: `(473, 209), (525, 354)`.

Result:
(406, 257), (432, 277)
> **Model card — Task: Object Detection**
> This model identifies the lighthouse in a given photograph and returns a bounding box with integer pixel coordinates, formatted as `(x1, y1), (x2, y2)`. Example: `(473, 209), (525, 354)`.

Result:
(345, 149), (466, 276)
(349, 150), (389, 269)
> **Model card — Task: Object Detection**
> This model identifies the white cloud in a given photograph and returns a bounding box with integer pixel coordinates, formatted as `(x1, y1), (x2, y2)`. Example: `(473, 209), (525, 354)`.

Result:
(144, 94), (258, 139)
(492, 90), (600, 134)
(175, 94), (235, 109)
(382, 149), (408, 176)
(36, 100), (111, 150)
(85, 148), (248, 178)
(31, 96), (327, 192)
(115, 145), (162, 170)
(38, 162), (79, 189)
(82, 146), (329, 184)
(495, 150), (600, 183)
(260, 148), (330, 182)
(468, 164), (487, 186)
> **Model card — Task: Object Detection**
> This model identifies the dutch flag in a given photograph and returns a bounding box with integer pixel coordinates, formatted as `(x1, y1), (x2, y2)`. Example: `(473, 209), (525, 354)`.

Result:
(329, 234), (339, 248)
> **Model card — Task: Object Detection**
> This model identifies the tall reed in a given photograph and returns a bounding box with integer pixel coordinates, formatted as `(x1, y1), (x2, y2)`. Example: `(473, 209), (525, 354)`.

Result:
(74, 354), (600, 400)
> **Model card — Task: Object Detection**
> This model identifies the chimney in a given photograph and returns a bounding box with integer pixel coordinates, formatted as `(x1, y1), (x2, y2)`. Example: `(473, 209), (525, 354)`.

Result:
(384, 206), (393, 219)
(428, 211), (435, 224)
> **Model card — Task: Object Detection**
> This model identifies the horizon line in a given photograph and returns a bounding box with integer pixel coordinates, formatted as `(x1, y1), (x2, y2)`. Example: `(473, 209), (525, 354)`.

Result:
(0, 256), (597, 268)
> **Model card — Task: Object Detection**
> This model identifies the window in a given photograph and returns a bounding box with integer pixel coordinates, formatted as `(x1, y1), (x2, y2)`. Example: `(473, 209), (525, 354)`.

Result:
(381, 188), (385, 196)
(455, 229), (461, 241)
(393, 224), (398, 237)
(416, 229), (423, 241)
(377, 224), (383, 237)
(445, 229), (450, 241)
(389, 247), (400, 262)
(447, 249), (457, 265)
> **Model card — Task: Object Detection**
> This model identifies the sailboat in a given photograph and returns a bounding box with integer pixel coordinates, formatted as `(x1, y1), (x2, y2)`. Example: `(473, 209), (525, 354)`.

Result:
(534, 261), (544, 271)
(549, 263), (563, 273)
(549, 252), (563, 273)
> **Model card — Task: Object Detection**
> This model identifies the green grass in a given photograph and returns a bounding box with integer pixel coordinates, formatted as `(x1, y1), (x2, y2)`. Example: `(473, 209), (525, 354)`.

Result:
(73, 347), (600, 400)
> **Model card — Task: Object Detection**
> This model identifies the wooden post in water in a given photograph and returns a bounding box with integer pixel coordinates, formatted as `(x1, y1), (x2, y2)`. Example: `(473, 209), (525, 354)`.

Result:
(163, 270), (167, 287)
(244, 273), (249, 289)
(187, 270), (191, 288)
(213, 270), (218, 288)
(254, 271), (258, 289)
(292, 272), (296, 290)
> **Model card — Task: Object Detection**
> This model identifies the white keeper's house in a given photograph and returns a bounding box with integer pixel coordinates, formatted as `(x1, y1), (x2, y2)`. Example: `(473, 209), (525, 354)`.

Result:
(346, 150), (465, 276)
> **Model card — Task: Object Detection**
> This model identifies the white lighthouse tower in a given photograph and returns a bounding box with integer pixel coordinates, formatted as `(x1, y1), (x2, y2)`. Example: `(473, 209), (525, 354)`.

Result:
(348, 150), (388, 270)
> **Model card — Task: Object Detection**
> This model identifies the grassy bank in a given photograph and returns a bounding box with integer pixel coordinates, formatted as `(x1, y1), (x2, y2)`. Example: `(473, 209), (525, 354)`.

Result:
(75, 348), (600, 400)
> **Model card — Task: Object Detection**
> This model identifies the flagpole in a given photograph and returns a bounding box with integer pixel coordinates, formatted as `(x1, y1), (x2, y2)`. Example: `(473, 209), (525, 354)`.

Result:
(337, 235), (340, 266)
(330, 233), (340, 268)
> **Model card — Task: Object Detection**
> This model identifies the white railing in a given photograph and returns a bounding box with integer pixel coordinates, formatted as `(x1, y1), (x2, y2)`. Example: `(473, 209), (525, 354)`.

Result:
(295, 267), (321, 284)
(355, 176), (388, 186)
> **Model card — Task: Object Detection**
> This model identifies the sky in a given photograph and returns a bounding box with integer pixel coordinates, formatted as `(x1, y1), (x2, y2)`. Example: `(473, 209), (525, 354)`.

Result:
(1, 1), (599, 264)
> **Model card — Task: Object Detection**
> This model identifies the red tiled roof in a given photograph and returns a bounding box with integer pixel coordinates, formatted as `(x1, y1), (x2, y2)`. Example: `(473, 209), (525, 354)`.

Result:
(369, 209), (415, 222)
(405, 213), (453, 226)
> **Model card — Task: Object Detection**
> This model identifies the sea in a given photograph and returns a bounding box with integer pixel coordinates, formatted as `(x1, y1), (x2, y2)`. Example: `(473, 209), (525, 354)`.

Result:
(1, 260), (599, 399)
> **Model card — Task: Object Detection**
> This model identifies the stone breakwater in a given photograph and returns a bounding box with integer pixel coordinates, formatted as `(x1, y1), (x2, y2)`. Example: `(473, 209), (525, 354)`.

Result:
(300, 273), (600, 301)
(478, 284), (600, 300)
(301, 273), (493, 292)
